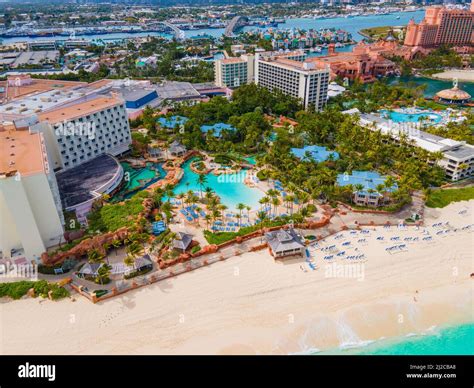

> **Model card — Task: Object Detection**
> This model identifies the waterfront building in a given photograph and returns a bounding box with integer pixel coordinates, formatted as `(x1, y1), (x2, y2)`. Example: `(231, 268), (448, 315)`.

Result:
(214, 54), (255, 88)
(255, 50), (329, 110)
(0, 77), (134, 260)
(0, 124), (64, 261)
(435, 81), (472, 104)
(171, 232), (193, 252)
(344, 108), (474, 182)
(308, 42), (397, 83)
(169, 140), (187, 157)
(336, 171), (398, 207)
(0, 50), (59, 70)
(35, 96), (131, 172)
(27, 40), (57, 51)
(265, 228), (305, 259)
(404, 1), (474, 51)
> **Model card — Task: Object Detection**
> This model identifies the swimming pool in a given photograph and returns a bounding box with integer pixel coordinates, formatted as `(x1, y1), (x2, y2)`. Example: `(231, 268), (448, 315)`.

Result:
(172, 158), (264, 211)
(112, 162), (165, 201)
(380, 109), (443, 124)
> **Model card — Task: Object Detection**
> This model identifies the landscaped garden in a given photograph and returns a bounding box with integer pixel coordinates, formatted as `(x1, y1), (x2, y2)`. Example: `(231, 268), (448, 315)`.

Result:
(426, 187), (474, 208)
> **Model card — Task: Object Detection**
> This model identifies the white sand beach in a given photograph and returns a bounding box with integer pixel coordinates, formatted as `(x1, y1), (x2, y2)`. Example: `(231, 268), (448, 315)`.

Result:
(431, 69), (474, 83)
(1, 201), (473, 355)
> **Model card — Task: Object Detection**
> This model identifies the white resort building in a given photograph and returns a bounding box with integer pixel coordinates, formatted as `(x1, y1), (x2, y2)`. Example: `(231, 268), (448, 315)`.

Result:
(344, 109), (474, 181)
(0, 124), (64, 262)
(255, 51), (330, 111)
(214, 54), (255, 89)
(0, 76), (133, 262)
(214, 50), (330, 110)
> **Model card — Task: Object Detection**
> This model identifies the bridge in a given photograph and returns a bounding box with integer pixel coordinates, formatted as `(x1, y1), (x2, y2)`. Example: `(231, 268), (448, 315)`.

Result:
(161, 22), (185, 41)
(224, 16), (249, 37)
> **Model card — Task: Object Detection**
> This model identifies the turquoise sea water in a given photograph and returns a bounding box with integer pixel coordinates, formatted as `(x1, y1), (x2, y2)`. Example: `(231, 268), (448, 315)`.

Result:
(172, 158), (264, 211)
(1, 11), (424, 45)
(315, 323), (474, 355)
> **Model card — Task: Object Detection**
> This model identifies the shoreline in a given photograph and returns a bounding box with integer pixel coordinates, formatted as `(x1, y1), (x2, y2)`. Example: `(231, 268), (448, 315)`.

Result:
(1, 200), (472, 355)
(428, 70), (474, 84)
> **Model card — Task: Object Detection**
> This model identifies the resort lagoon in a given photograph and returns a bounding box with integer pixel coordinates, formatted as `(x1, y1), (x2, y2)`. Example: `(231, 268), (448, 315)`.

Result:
(173, 158), (264, 211)
(112, 162), (165, 201)
(389, 76), (474, 99)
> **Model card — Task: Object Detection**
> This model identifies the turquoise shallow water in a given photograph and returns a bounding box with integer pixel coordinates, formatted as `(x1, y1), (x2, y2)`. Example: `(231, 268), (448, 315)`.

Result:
(112, 162), (165, 201)
(315, 323), (474, 355)
(172, 158), (264, 211)
(389, 76), (474, 99)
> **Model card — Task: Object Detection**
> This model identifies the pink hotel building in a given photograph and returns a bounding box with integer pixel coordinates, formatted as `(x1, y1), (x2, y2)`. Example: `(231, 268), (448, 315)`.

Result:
(404, 1), (474, 50)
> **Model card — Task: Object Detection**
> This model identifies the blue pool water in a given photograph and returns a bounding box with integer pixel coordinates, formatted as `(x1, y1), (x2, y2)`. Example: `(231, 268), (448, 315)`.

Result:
(380, 109), (443, 124)
(314, 323), (474, 355)
(243, 156), (257, 165)
(172, 158), (264, 211)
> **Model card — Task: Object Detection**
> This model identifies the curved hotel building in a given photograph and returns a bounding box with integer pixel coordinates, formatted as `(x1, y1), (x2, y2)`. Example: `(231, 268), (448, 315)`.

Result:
(0, 76), (132, 262)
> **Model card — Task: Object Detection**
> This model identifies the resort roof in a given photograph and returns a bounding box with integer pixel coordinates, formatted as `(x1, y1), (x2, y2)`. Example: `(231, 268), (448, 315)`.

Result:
(78, 262), (104, 276)
(265, 228), (305, 254)
(172, 232), (193, 251)
(336, 171), (397, 196)
(347, 109), (473, 158)
(56, 154), (122, 209)
(200, 122), (236, 137)
(0, 78), (85, 102)
(157, 115), (188, 129)
(0, 127), (47, 177)
(38, 96), (123, 124)
(291, 145), (339, 162)
(169, 140), (186, 154)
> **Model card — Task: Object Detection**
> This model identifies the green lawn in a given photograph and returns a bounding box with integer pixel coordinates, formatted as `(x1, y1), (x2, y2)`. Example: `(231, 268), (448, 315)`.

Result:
(426, 187), (474, 208)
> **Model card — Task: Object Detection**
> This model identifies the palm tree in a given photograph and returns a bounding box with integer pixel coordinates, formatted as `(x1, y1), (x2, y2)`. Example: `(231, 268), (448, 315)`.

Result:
(235, 213), (242, 228)
(300, 206), (310, 223)
(95, 264), (111, 285)
(112, 239), (121, 256)
(259, 196), (270, 212)
(196, 173), (208, 199)
(164, 183), (174, 203)
(354, 183), (365, 193)
(236, 203), (246, 226)
(204, 214), (212, 230)
(88, 249), (104, 263)
(271, 196), (280, 217)
(176, 193), (185, 209)
(245, 205), (251, 219)
(219, 204), (228, 221)
(256, 210), (268, 243)
(286, 194), (295, 215)
(126, 241), (143, 261)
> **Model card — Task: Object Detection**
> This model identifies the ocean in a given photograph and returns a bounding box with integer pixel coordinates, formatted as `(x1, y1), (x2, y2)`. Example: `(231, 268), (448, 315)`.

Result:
(313, 323), (474, 355)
